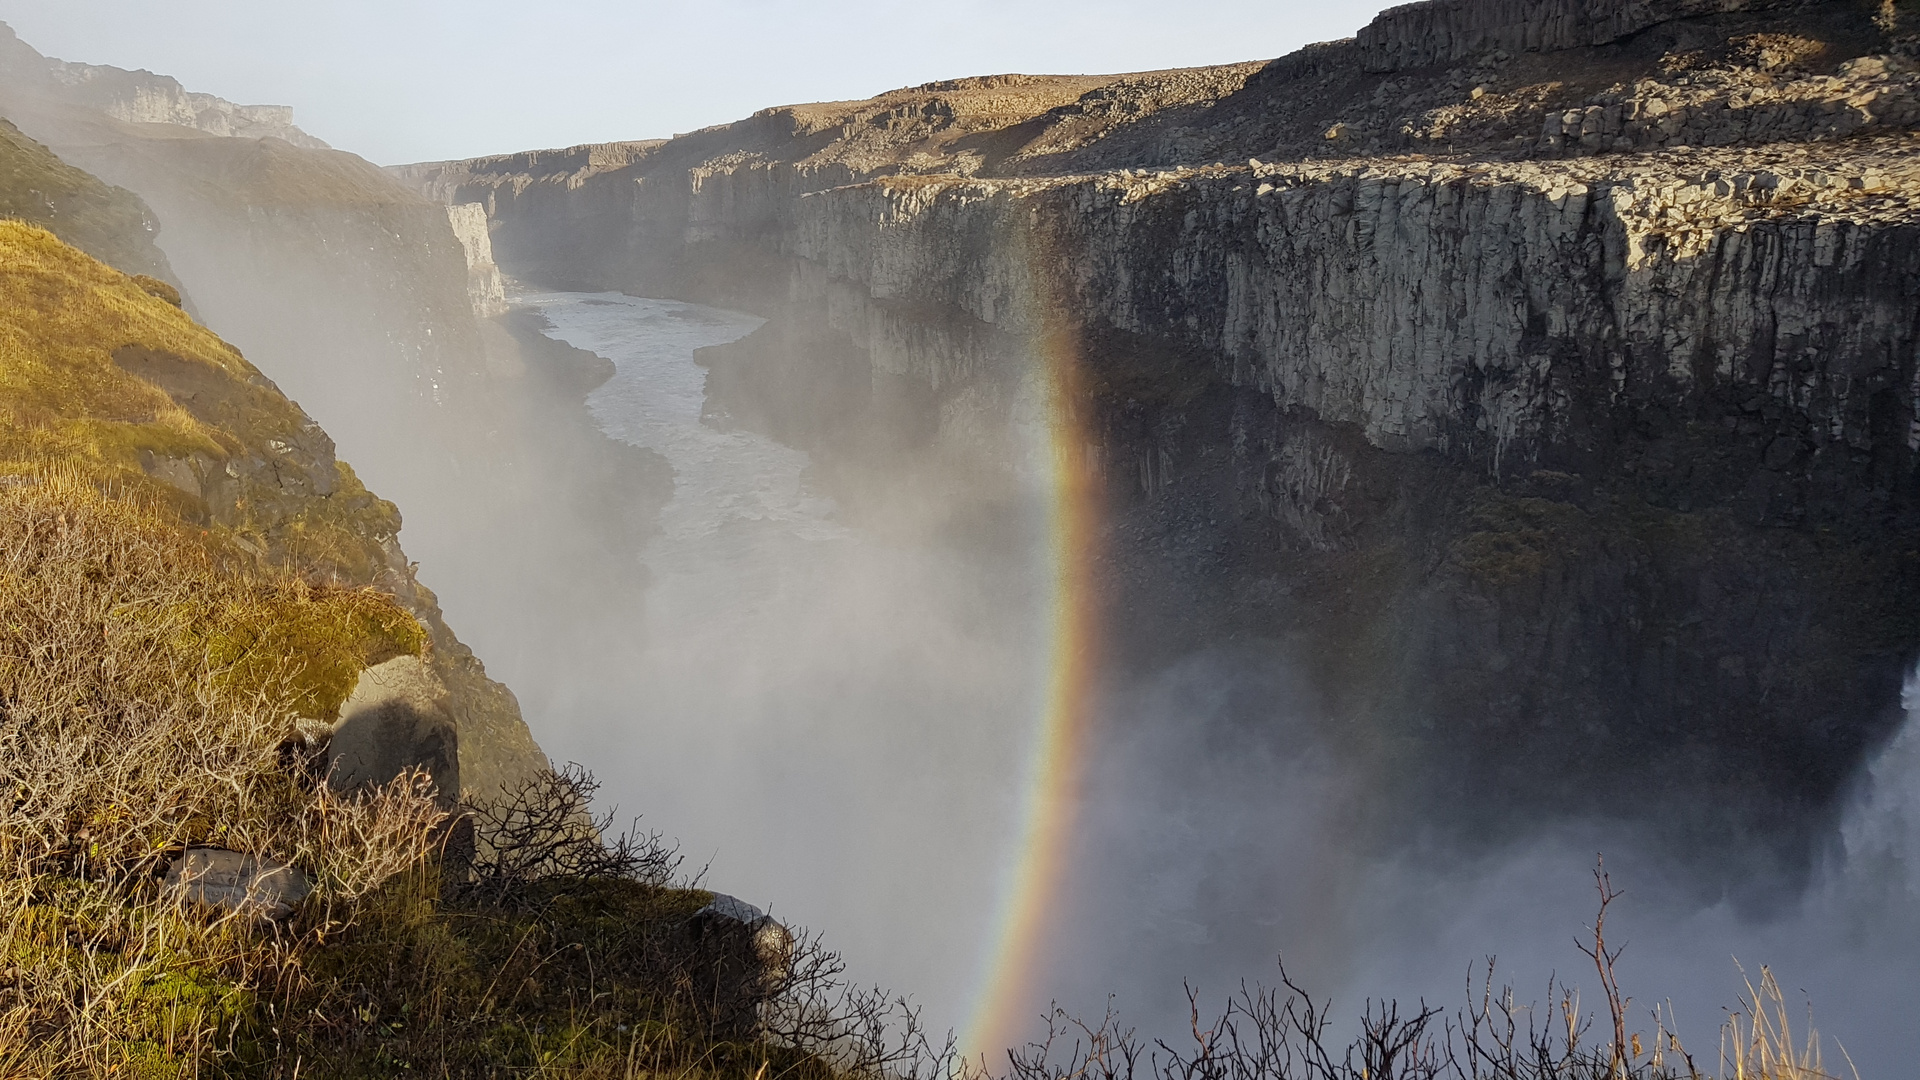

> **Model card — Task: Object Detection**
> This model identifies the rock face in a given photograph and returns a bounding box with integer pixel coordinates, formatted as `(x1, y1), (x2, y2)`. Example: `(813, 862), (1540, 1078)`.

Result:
(328, 656), (462, 802)
(163, 848), (312, 920)
(1357, 0), (1757, 71)
(399, 0), (1920, 867)
(447, 202), (508, 318)
(0, 22), (326, 147)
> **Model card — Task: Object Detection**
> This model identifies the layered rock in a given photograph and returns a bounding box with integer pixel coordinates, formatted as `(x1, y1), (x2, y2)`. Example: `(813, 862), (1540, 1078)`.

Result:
(0, 22), (326, 147)
(447, 202), (508, 318)
(402, 0), (1920, 862)
(1356, 0), (1758, 71)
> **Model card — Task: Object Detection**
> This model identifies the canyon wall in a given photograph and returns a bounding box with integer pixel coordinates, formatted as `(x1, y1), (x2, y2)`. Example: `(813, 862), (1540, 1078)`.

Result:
(448, 202), (509, 318)
(402, 0), (1920, 865)
(0, 22), (327, 146)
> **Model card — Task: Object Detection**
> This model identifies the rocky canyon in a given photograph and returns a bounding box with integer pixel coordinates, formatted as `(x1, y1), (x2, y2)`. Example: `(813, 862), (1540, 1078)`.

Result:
(399, 0), (1920, 879)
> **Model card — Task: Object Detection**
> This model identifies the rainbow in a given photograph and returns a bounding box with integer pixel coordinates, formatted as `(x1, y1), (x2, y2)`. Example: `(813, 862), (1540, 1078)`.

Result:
(965, 320), (1107, 1061)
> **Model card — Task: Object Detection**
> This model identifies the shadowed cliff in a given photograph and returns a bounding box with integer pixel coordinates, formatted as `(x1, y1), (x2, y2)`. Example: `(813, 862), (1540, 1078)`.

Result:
(398, 0), (1920, 879)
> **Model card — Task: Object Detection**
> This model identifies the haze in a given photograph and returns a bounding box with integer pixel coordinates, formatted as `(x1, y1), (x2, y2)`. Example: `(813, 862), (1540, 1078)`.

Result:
(0, 0), (1388, 165)
(5, 2), (1917, 1073)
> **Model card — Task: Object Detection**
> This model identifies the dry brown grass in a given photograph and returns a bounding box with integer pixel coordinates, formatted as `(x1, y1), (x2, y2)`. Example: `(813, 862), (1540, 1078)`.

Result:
(0, 474), (443, 1076)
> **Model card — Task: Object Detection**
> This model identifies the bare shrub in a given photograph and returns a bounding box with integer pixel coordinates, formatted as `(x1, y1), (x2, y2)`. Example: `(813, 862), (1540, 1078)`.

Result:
(0, 478), (445, 1074)
(762, 928), (957, 1080)
(455, 761), (682, 907)
(962, 863), (1843, 1080)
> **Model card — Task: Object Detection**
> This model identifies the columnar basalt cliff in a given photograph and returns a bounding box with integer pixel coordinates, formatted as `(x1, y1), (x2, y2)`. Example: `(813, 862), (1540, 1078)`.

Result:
(402, 0), (1920, 867)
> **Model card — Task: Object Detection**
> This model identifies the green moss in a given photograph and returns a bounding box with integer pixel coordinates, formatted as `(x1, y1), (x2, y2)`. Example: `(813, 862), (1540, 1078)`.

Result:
(195, 582), (427, 718)
(120, 963), (258, 1052)
(1451, 491), (1592, 588)
(5, 879), (262, 1072)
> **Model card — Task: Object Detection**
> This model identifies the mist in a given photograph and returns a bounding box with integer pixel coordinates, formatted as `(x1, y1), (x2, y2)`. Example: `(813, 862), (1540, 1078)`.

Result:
(6, 10), (1915, 1077)
(1027, 652), (1920, 1076)
(412, 284), (1920, 1075)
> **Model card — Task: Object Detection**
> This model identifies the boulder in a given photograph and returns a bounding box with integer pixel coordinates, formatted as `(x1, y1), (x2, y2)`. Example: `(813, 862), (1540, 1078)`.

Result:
(327, 654), (460, 802)
(693, 893), (795, 973)
(686, 892), (797, 1037)
(162, 847), (310, 920)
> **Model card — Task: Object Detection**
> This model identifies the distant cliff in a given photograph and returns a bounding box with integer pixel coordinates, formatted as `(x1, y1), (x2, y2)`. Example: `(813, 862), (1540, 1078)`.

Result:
(0, 23), (505, 495)
(400, 0), (1920, 865)
(0, 21), (326, 147)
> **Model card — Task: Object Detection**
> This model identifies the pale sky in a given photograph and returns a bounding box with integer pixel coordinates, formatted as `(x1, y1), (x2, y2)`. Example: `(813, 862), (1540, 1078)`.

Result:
(0, 0), (1389, 166)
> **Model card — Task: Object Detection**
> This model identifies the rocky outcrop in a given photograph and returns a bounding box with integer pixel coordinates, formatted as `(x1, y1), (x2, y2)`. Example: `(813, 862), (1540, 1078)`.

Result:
(447, 202), (508, 317)
(328, 655), (462, 802)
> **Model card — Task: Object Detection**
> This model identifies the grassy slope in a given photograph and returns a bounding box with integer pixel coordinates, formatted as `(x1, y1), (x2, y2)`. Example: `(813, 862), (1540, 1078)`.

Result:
(0, 117), (177, 282)
(0, 221), (804, 1080)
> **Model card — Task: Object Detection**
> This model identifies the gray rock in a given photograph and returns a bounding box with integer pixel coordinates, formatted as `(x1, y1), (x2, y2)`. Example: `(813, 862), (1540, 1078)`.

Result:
(1357, 0), (1760, 72)
(686, 892), (797, 1037)
(692, 892), (795, 981)
(446, 203), (508, 319)
(162, 847), (310, 920)
(694, 892), (767, 924)
(327, 655), (460, 803)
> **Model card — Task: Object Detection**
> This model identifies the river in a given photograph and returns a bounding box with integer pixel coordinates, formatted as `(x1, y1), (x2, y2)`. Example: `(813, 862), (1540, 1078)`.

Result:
(508, 291), (1050, 1039)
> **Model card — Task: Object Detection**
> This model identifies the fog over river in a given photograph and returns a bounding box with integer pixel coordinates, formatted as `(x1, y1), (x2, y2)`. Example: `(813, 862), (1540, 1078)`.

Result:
(501, 292), (1053, 1036)
(440, 292), (1920, 1074)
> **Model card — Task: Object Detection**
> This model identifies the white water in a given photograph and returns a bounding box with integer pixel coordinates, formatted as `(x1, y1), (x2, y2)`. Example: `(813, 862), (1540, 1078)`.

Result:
(511, 292), (1049, 1038)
